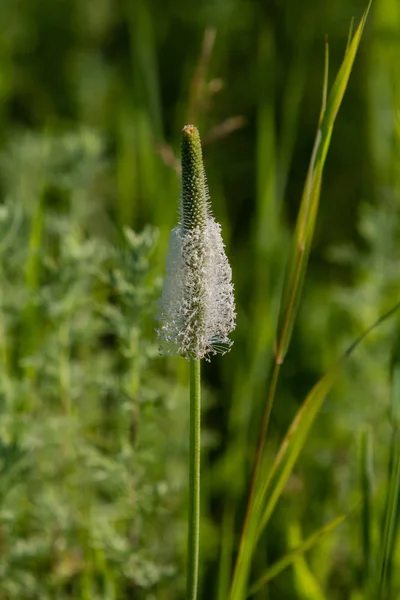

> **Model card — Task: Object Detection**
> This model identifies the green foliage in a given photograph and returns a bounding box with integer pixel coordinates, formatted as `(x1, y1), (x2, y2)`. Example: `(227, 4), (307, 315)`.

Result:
(229, 10), (371, 599)
(0, 0), (400, 599)
(0, 130), (186, 599)
(248, 514), (347, 596)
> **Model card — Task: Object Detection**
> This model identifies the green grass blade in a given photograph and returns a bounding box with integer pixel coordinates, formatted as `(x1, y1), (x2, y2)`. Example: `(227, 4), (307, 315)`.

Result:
(229, 490), (263, 600)
(359, 427), (374, 594)
(376, 431), (400, 599)
(275, 3), (370, 364)
(346, 17), (355, 54)
(217, 507), (235, 600)
(230, 301), (400, 600)
(286, 521), (327, 600)
(375, 334), (400, 598)
(390, 333), (400, 427)
(257, 360), (342, 531)
(319, 38), (329, 128)
(248, 514), (346, 596)
(258, 299), (400, 534)
(229, 8), (371, 598)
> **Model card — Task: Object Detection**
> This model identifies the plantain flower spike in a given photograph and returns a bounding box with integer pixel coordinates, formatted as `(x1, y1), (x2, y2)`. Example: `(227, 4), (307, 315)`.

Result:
(157, 124), (236, 360)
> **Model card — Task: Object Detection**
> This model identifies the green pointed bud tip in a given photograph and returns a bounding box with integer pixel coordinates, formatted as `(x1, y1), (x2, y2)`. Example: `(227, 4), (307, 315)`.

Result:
(181, 124), (209, 232)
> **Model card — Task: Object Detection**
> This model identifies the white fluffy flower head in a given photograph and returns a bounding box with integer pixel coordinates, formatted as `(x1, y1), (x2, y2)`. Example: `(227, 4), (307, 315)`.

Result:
(157, 125), (236, 360)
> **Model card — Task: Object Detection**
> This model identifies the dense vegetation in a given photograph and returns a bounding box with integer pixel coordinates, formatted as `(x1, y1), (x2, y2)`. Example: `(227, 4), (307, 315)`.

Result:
(0, 0), (399, 598)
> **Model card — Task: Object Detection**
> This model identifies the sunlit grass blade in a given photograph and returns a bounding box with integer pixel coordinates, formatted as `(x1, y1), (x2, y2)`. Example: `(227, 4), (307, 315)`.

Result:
(275, 2), (371, 364)
(230, 303), (400, 600)
(359, 427), (374, 594)
(229, 10), (371, 599)
(375, 334), (400, 598)
(257, 360), (342, 532)
(258, 300), (400, 535)
(376, 430), (400, 599)
(390, 332), (400, 426)
(286, 521), (327, 600)
(346, 17), (355, 53)
(320, 37), (329, 125)
(248, 514), (346, 597)
(228, 366), (279, 600)
(217, 507), (235, 600)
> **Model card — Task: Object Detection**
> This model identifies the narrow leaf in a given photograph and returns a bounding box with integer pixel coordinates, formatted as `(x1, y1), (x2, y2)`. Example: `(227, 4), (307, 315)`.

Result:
(319, 38), (329, 127)
(275, 4), (370, 363)
(257, 360), (342, 530)
(376, 331), (400, 598)
(229, 8), (371, 598)
(258, 300), (400, 534)
(346, 17), (355, 54)
(390, 332), (400, 426)
(377, 431), (400, 599)
(359, 427), (373, 593)
(375, 329), (400, 595)
(287, 521), (327, 600)
(248, 514), (346, 596)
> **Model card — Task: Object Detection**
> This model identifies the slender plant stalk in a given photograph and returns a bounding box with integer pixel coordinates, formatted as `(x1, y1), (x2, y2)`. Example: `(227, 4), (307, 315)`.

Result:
(187, 358), (201, 600)
(359, 427), (373, 596)
(251, 361), (281, 494)
(157, 125), (235, 596)
(377, 429), (400, 599)
(230, 12), (370, 597)
(231, 40), (327, 593)
(230, 360), (281, 597)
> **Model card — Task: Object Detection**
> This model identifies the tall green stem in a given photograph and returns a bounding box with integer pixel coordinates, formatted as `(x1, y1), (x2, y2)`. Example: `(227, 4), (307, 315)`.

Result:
(187, 358), (201, 600)
(230, 360), (281, 599)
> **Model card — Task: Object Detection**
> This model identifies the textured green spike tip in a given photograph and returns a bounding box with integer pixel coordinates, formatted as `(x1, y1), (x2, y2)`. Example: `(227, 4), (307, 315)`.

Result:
(157, 125), (236, 360)
(181, 125), (209, 232)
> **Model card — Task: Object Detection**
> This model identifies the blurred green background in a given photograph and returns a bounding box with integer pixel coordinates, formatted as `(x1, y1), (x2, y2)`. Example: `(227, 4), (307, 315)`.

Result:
(0, 0), (399, 598)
